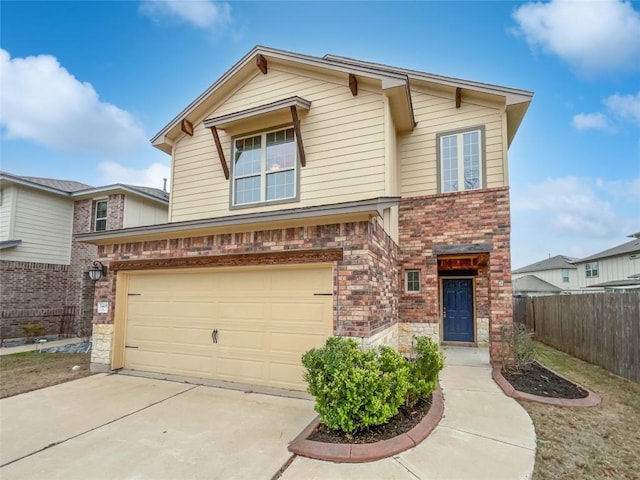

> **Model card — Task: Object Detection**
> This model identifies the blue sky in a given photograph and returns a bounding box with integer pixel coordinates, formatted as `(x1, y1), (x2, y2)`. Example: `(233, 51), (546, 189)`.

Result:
(1, 0), (639, 268)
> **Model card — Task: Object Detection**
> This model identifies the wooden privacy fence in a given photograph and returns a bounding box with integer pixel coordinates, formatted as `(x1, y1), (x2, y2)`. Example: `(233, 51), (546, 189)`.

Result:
(513, 291), (640, 383)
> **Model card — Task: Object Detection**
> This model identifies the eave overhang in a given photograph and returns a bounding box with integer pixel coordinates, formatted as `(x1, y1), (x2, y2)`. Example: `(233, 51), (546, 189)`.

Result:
(151, 46), (416, 154)
(203, 96), (311, 130)
(75, 197), (401, 246)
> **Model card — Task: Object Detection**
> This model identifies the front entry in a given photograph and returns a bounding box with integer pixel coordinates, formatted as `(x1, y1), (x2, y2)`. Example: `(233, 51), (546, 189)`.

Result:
(442, 278), (474, 342)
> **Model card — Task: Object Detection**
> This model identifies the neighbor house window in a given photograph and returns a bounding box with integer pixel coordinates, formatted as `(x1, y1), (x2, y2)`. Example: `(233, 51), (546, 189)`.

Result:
(232, 127), (297, 206)
(437, 127), (484, 193)
(562, 269), (570, 283)
(405, 270), (421, 293)
(585, 262), (599, 278)
(94, 200), (107, 232)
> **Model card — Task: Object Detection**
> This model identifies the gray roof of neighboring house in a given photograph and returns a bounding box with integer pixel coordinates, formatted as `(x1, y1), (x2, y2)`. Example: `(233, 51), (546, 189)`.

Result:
(576, 237), (640, 263)
(512, 255), (578, 274)
(0, 171), (169, 204)
(513, 275), (563, 293)
(586, 279), (640, 288)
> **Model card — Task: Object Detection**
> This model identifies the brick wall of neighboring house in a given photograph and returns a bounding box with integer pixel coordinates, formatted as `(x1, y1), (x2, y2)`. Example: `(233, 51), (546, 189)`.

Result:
(89, 218), (400, 369)
(0, 261), (70, 339)
(398, 187), (513, 363)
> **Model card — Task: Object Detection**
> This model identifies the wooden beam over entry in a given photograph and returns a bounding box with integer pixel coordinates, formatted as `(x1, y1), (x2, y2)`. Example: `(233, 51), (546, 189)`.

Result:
(349, 74), (358, 96)
(256, 54), (268, 74)
(209, 126), (230, 180)
(181, 118), (194, 136)
(455, 87), (462, 109)
(290, 106), (306, 167)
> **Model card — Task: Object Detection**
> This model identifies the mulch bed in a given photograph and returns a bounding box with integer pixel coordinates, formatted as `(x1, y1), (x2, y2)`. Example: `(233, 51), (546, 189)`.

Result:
(502, 361), (588, 399)
(308, 396), (432, 444)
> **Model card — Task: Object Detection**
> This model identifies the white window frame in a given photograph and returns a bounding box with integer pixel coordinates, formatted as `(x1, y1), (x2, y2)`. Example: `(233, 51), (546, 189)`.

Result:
(405, 270), (421, 293)
(94, 199), (108, 232)
(562, 269), (570, 283)
(437, 127), (485, 193)
(231, 127), (298, 207)
(585, 262), (599, 278)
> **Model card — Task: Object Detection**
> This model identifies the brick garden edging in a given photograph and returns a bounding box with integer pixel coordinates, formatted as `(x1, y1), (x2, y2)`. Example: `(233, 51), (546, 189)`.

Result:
(288, 383), (444, 463)
(492, 365), (601, 407)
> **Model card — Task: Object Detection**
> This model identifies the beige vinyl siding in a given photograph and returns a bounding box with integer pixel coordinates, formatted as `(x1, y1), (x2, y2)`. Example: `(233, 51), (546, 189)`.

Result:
(0, 187), (73, 264)
(513, 269), (580, 291)
(123, 197), (168, 228)
(170, 67), (385, 222)
(399, 86), (507, 197)
(0, 185), (16, 242)
(578, 254), (640, 289)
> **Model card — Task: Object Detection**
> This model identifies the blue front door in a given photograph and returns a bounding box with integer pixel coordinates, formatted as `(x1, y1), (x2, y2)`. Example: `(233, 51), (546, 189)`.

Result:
(443, 279), (474, 342)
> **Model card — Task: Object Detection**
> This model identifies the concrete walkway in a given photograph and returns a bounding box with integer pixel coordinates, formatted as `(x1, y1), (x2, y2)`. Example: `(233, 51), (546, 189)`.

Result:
(0, 337), (83, 355)
(280, 347), (536, 480)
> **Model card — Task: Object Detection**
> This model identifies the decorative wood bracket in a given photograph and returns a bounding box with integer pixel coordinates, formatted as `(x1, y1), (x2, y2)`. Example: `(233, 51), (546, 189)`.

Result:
(290, 106), (306, 167)
(349, 74), (358, 96)
(181, 118), (194, 136)
(256, 54), (268, 74)
(209, 126), (230, 180)
(455, 87), (462, 109)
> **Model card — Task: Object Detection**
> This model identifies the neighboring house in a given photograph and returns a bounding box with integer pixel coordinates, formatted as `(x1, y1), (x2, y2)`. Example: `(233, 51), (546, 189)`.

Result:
(574, 233), (640, 292)
(512, 255), (579, 295)
(0, 172), (169, 341)
(77, 46), (533, 391)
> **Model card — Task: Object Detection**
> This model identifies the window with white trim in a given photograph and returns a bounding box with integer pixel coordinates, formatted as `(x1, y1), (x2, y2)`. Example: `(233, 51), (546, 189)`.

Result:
(562, 268), (570, 283)
(585, 262), (599, 278)
(94, 200), (107, 232)
(232, 127), (297, 206)
(438, 128), (483, 193)
(405, 270), (421, 293)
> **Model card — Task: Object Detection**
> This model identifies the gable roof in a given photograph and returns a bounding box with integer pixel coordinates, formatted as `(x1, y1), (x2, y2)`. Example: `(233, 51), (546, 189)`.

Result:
(0, 171), (169, 205)
(513, 255), (578, 274)
(513, 275), (563, 293)
(576, 236), (640, 263)
(151, 45), (533, 154)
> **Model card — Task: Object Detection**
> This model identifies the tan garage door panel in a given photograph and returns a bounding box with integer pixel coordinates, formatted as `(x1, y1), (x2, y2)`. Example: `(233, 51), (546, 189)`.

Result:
(123, 265), (333, 391)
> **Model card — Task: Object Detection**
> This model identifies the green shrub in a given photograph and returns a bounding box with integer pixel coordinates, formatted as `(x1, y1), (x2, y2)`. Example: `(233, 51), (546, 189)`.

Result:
(23, 323), (45, 343)
(302, 337), (410, 433)
(406, 336), (444, 407)
(513, 322), (536, 367)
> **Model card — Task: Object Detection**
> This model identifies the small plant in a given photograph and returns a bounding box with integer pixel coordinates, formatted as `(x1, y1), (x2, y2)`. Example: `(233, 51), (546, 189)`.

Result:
(406, 336), (444, 407)
(302, 337), (410, 433)
(23, 323), (45, 343)
(513, 322), (536, 367)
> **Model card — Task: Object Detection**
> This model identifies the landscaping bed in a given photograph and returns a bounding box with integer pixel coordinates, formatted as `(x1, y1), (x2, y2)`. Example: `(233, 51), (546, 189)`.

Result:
(502, 361), (588, 399)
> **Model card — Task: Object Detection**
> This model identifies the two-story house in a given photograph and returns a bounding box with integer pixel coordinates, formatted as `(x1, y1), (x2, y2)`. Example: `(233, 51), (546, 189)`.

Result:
(0, 171), (169, 341)
(512, 255), (579, 296)
(77, 46), (532, 391)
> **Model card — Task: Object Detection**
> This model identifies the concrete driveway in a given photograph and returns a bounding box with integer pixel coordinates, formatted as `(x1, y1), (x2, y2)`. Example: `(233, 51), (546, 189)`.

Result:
(0, 374), (316, 480)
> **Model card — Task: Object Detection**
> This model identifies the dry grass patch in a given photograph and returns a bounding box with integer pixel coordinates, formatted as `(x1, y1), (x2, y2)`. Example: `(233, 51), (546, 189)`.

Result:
(526, 342), (640, 480)
(0, 351), (93, 399)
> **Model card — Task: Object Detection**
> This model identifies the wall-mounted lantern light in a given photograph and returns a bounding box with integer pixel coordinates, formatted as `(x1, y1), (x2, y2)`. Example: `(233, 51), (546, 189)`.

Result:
(88, 261), (107, 282)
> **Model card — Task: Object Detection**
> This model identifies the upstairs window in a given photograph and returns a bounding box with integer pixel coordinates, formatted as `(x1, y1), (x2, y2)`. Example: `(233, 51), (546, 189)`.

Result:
(562, 269), (570, 283)
(437, 127), (484, 193)
(94, 200), (107, 232)
(232, 127), (297, 206)
(585, 262), (599, 278)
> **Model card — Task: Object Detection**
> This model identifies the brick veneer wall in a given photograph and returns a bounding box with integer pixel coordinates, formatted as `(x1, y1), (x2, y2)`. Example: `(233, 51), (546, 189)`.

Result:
(90, 219), (400, 368)
(106, 194), (125, 231)
(0, 261), (70, 339)
(398, 187), (514, 363)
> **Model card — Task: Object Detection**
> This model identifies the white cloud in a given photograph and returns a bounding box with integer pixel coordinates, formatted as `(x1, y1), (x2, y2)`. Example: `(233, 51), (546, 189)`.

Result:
(139, 0), (231, 29)
(571, 113), (612, 132)
(0, 49), (147, 154)
(98, 161), (171, 191)
(512, 0), (640, 73)
(604, 92), (640, 124)
(513, 176), (632, 238)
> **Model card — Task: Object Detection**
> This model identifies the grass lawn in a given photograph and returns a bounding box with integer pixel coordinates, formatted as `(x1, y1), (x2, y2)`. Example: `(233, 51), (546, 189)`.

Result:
(0, 350), (94, 399)
(528, 342), (640, 480)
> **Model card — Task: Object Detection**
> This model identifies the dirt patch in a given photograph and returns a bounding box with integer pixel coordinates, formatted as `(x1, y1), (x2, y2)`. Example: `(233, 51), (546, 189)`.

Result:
(0, 351), (94, 398)
(502, 361), (588, 399)
(308, 396), (432, 444)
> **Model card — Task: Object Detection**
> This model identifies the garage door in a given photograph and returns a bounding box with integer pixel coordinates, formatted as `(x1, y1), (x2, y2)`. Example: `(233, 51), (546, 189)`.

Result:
(122, 264), (333, 391)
